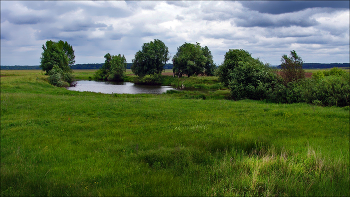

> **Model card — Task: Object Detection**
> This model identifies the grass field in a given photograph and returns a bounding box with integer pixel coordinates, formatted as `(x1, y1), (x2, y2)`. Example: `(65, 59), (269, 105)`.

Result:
(1, 70), (349, 196)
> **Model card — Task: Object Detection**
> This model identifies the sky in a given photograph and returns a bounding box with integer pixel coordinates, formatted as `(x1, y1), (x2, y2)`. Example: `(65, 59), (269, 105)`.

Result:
(1, 1), (349, 66)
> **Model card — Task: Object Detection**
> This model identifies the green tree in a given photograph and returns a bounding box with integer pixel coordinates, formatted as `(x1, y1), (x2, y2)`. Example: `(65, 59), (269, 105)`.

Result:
(57, 40), (75, 66)
(202, 46), (216, 76)
(94, 53), (126, 82)
(280, 50), (305, 84)
(228, 60), (278, 100)
(131, 39), (169, 77)
(217, 49), (256, 86)
(40, 40), (74, 74)
(172, 42), (212, 77)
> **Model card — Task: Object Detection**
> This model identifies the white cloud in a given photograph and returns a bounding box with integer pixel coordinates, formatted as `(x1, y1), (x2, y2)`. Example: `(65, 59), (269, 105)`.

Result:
(1, 1), (349, 66)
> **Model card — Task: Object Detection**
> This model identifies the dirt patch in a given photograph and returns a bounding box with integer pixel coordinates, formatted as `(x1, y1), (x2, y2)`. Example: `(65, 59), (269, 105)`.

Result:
(276, 72), (312, 78)
(161, 72), (174, 76)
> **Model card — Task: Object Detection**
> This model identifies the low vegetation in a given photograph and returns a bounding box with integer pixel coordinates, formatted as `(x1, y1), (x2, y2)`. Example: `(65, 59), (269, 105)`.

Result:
(1, 70), (349, 196)
(2, 39), (349, 196)
(215, 49), (349, 107)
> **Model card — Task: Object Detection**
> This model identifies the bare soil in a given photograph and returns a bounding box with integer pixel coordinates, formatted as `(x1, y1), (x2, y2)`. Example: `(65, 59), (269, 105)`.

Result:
(276, 72), (313, 78)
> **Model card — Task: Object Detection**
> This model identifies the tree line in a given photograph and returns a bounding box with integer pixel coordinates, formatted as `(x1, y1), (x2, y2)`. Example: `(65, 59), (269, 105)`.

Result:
(38, 39), (349, 107)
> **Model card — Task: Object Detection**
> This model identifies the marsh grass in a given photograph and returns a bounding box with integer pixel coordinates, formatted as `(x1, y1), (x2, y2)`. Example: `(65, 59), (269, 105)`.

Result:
(1, 70), (349, 196)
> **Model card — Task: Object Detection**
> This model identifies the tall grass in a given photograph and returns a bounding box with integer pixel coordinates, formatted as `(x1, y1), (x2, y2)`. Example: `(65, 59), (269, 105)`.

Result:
(1, 70), (349, 196)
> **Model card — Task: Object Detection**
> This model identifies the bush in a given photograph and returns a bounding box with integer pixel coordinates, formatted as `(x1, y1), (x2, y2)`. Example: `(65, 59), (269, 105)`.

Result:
(48, 65), (73, 87)
(134, 74), (163, 85)
(309, 76), (349, 107)
(312, 71), (325, 81)
(323, 67), (347, 77)
(267, 76), (349, 107)
(228, 61), (278, 100)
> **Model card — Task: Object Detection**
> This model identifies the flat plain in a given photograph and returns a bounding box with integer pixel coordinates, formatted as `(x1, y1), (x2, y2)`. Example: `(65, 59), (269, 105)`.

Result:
(1, 70), (349, 196)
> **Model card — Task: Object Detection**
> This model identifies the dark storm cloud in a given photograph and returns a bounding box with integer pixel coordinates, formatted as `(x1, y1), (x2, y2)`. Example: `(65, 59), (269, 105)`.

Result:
(234, 12), (318, 27)
(242, 1), (349, 15)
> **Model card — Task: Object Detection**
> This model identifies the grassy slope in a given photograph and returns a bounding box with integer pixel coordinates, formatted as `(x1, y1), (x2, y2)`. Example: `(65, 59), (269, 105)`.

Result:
(1, 70), (349, 196)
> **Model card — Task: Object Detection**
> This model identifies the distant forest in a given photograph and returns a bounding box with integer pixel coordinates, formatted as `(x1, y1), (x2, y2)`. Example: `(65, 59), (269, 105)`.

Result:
(1, 63), (349, 70)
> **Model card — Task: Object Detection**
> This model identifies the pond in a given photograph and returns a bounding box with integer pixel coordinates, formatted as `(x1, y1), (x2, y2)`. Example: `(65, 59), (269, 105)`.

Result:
(66, 80), (176, 94)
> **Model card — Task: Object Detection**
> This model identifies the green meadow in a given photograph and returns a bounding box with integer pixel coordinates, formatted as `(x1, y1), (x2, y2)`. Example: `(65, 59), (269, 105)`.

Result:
(1, 70), (349, 196)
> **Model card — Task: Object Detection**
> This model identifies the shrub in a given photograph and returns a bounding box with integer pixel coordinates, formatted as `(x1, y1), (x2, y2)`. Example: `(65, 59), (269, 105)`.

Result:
(309, 76), (349, 107)
(228, 61), (278, 100)
(312, 71), (325, 81)
(134, 74), (162, 85)
(48, 65), (73, 87)
(323, 67), (347, 77)
(267, 76), (349, 107)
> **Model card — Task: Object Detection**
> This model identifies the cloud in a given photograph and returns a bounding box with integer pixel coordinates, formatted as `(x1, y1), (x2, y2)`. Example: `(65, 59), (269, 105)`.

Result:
(241, 1), (349, 14)
(233, 9), (319, 28)
(0, 1), (349, 66)
(166, 1), (193, 8)
(1, 3), (54, 25)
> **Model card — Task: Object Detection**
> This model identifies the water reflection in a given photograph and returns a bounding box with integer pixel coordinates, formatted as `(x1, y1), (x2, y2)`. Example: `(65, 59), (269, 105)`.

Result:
(67, 80), (176, 94)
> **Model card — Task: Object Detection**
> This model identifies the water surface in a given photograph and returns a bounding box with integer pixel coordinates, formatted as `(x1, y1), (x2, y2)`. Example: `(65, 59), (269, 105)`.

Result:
(67, 80), (176, 94)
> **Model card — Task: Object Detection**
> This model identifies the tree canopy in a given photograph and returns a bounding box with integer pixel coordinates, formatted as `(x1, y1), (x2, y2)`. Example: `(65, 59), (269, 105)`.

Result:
(40, 40), (75, 74)
(131, 39), (170, 77)
(94, 53), (127, 81)
(217, 49), (260, 86)
(172, 42), (215, 77)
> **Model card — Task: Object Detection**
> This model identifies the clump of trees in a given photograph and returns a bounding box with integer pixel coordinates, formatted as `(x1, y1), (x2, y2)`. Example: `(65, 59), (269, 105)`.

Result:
(94, 53), (127, 82)
(132, 39), (170, 77)
(39, 38), (348, 107)
(130, 39), (170, 85)
(172, 42), (216, 77)
(217, 49), (349, 107)
(216, 49), (278, 100)
(40, 40), (75, 87)
(217, 49), (261, 86)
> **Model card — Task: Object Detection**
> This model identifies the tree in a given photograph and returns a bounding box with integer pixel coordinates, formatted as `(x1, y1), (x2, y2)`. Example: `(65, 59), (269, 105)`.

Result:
(228, 60), (278, 100)
(217, 49), (257, 86)
(57, 40), (75, 66)
(280, 50), (305, 84)
(172, 42), (212, 77)
(40, 40), (75, 87)
(94, 53), (127, 81)
(131, 39), (169, 77)
(202, 46), (216, 76)
(40, 40), (72, 74)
